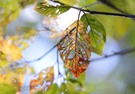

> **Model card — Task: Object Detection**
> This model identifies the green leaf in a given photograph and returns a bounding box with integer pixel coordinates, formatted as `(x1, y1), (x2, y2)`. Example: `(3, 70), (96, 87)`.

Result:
(34, 2), (70, 17)
(78, 72), (86, 85)
(60, 83), (68, 94)
(67, 73), (85, 86)
(77, 0), (96, 7)
(0, 83), (17, 94)
(0, 1), (21, 27)
(57, 0), (77, 5)
(68, 78), (82, 86)
(46, 84), (60, 94)
(81, 13), (106, 55)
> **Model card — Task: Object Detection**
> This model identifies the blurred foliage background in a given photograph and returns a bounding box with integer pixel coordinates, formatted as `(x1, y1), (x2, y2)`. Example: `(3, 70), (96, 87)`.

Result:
(0, 0), (135, 94)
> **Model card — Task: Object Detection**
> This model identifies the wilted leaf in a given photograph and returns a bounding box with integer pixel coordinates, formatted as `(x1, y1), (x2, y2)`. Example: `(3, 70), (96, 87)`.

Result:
(58, 20), (91, 77)
(34, 1), (70, 17)
(81, 13), (106, 55)
(30, 66), (54, 94)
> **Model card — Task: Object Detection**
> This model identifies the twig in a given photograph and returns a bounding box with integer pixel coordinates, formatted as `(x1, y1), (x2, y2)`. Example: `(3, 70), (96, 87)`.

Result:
(90, 47), (135, 62)
(83, 10), (135, 18)
(57, 49), (60, 74)
(53, 1), (135, 19)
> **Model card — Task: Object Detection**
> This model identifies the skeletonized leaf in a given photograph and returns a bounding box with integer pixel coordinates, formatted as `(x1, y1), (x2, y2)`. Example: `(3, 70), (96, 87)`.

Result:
(34, 1), (70, 17)
(81, 13), (106, 55)
(58, 20), (91, 78)
(30, 66), (54, 94)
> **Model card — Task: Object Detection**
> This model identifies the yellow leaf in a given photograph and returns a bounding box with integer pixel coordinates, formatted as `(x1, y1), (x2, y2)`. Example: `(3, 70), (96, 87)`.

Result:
(0, 39), (22, 61)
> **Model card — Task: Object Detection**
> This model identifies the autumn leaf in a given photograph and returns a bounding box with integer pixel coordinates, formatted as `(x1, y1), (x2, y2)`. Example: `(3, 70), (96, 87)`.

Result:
(58, 20), (91, 77)
(30, 66), (54, 94)
(0, 67), (26, 94)
(11, 74), (25, 93)
(0, 39), (22, 61)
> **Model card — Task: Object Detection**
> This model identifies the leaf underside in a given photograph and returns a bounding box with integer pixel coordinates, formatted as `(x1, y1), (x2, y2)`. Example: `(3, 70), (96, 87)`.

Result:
(58, 20), (91, 77)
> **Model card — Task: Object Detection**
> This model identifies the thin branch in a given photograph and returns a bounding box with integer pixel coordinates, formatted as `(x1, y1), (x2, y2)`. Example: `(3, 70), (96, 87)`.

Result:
(25, 44), (57, 63)
(24, 27), (76, 63)
(57, 49), (61, 74)
(83, 10), (135, 18)
(98, 0), (135, 20)
(53, 1), (135, 19)
(90, 47), (135, 62)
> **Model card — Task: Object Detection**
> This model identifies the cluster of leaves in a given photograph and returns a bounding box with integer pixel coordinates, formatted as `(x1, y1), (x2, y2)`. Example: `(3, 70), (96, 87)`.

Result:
(35, 0), (106, 77)
(31, 0), (106, 93)
(0, 0), (106, 94)
(0, 0), (34, 30)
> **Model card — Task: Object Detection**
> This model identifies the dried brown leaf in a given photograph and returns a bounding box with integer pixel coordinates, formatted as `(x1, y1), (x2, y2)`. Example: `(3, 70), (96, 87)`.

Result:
(58, 20), (91, 77)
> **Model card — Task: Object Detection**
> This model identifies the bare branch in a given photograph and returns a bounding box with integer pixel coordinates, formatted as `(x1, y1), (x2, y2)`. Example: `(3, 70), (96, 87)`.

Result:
(90, 47), (135, 62)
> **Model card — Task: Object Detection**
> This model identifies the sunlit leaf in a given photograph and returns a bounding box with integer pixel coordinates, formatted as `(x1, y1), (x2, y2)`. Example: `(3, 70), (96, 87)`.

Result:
(0, 1), (21, 27)
(34, 1), (70, 17)
(46, 84), (60, 94)
(0, 83), (17, 94)
(77, 0), (96, 7)
(0, 39), (22, 61)
(57, 0), (77, 5)
(81, 13), (106, 55)
(11, 74), (25, 92)
(0, 66), (26, 93)
(78, 72), (86, 85)
(58, 20), (91, 77)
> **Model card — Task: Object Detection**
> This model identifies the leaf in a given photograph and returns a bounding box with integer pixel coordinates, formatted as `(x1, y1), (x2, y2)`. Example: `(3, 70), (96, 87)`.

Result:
(67, 73), (85, 87)
(57, 0), (77, 5)
(81, 13), (106, 55)
(0, 0), (35, 27)
(0, 83), (17, 94)
(30, 66), (54, 94)
(0, 39), (22, 61)
(77, 0), (96, 7)
(68, 78), (82, 86)
(46, 84), (60, 94)
(34, 1), (70, 17)
(0, 1), (21, 27)
(11, 74), (25, 92)
(78, 72), (86, 85)
(58, 20), (91, 78)
(0, 66), (26, 93)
